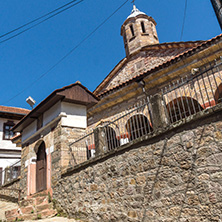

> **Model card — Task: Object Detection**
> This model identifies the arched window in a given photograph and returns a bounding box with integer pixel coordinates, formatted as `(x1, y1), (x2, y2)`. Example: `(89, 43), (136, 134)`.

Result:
(167, 97), (203, 123)
(215, 83), (222, 104)
(126, 114), (152, 141)
(130, 25), (135, 37)
(105, 126), (120, 151)
(141, 21), (146, 33)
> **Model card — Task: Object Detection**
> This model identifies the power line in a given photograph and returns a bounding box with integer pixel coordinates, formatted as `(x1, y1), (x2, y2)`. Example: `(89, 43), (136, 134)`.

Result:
(2, 0), (130, 105)
(180, 0), (188, 41)
(0, 0), (83, 44)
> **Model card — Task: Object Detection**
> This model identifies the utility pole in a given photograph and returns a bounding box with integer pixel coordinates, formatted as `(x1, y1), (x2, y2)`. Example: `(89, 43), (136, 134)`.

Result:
(211, 0), (222, 30)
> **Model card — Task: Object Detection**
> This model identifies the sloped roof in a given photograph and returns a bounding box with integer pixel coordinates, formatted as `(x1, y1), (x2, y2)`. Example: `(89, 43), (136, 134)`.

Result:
(13, 82), (99, 132)
(0, 106), (29, 115)
(0, 105), (29, 120)
(94, 41), (203, 96)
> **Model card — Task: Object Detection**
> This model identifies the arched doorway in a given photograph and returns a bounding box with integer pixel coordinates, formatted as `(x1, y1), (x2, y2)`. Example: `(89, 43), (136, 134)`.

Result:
(167, 97), (203, 123)
(126, 114), (152, 141)
(36, 141), (47, 192)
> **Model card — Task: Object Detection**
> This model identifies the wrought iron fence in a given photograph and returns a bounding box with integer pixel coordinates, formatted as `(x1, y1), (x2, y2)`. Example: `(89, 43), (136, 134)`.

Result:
(69, 97), (153, 164)
(162, 59), (222, 123)
(0, 160), (21, 186)
(101, 97), (153, 152)
(68, 58), (222, 167)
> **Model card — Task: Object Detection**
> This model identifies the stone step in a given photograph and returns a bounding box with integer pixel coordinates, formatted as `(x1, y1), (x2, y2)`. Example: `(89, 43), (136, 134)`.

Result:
(19, 205), (35, 215)
(37, 208), (57, 219)
(35, 195), (49, 206)
(36, 203), (54, 213)
(5, 193), (57, 221)
(19, 198), (35, 207)
(5, 208), (19, 219)
(30, 190), (48, 198)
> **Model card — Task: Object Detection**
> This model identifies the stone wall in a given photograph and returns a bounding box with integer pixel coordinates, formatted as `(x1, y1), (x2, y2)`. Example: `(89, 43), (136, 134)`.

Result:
(53, 108), (222, 221)
(0, 178), (20, 202)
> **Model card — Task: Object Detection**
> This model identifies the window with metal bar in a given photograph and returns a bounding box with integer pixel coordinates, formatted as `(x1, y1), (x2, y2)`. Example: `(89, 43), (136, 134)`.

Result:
(125, 114), (152, 141)
(166, 97), (203, 123)
(105, 126), (120, 151)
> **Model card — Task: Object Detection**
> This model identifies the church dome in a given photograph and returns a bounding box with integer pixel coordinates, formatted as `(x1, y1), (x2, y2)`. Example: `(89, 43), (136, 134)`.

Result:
(127, 5), (146, 19)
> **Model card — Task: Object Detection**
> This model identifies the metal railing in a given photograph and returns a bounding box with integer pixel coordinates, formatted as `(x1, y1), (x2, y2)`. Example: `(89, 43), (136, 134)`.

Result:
(162, 59), (222, 123)
(101, 97), (153, 152)
(69, 97), (153, 164)
(0, 160), (21, 186)
(68, 59), (222, 167)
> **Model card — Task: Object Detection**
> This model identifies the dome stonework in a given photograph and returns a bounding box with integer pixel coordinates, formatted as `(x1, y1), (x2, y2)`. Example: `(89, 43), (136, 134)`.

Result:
(121, 5), (159, 57)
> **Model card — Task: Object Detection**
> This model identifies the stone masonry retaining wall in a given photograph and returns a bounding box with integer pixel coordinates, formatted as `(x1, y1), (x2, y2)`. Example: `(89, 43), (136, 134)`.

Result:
(0, 178), (20, 202)
(53, 109), (222, 222)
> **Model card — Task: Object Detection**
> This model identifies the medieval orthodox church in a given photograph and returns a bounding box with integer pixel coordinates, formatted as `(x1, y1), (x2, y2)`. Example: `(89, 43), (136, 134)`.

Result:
(2, 4), (222, 221)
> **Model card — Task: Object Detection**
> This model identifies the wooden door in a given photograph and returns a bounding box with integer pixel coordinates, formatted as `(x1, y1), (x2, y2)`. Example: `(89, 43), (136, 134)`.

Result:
(36, 142), (47, 192)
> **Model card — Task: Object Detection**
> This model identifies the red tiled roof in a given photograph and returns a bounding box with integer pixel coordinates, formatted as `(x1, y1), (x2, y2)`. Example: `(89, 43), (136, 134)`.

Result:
(0, 106), (30, 115)
(96, 34), (222, 98)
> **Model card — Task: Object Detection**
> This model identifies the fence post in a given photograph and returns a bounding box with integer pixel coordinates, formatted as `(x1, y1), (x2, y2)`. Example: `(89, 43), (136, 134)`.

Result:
(94, 126), (106, 155)
(150, 93), (169, 130)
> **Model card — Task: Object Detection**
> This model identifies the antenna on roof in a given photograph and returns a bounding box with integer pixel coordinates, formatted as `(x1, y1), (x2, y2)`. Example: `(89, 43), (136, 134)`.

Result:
(26, 96), (36, 110)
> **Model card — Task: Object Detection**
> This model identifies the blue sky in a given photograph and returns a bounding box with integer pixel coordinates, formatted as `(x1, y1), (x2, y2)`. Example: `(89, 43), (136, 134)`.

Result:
(0, 0), (220, 109)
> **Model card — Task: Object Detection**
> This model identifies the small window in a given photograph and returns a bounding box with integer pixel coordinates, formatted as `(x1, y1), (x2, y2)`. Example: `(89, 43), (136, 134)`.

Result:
(141, 21), (146, 33)
(130, 25), (135, 37)
(3, 121), (15, 140)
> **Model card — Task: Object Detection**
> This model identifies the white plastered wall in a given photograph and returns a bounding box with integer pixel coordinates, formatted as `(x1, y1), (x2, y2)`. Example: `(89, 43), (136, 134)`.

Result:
(61, 102), (87, 129)
(22, 101), (87, 143)
(0, 118), (21, 184)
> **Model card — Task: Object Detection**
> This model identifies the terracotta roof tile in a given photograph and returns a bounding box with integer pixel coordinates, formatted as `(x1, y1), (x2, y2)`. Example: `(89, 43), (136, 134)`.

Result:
(0, 106), (30, 115)
(96, 34), (222, 97)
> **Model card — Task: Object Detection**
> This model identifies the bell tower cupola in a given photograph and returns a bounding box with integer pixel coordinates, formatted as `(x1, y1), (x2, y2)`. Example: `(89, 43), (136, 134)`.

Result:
(121, 4), (159, 57)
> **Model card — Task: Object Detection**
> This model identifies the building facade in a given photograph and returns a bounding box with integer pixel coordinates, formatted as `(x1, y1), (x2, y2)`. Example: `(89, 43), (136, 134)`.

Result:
(4, 5), (222, 221)
(0, 106), (29, 185)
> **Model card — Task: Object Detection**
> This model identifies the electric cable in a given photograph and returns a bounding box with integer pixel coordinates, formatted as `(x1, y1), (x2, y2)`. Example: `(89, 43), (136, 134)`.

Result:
(2, 0), (130, 105)
(180, 0), (188, 41)
(0, 0), (83, 44)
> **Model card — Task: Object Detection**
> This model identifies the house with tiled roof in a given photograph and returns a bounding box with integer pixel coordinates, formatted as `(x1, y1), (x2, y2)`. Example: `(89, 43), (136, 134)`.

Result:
(4, 5), (222, 221)
(0, 106), (29, 185)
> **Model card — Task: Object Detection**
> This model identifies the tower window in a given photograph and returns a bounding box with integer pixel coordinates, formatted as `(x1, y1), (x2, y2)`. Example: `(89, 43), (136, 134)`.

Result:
(141, 22), (146, 33)
(130, 25), (135, 37)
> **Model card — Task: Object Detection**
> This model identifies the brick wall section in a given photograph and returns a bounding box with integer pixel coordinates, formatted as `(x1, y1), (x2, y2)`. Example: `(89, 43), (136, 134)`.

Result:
(60, 126), (86, 169)
(102, 47), (193, 93)
(53, 109), (222, 221)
